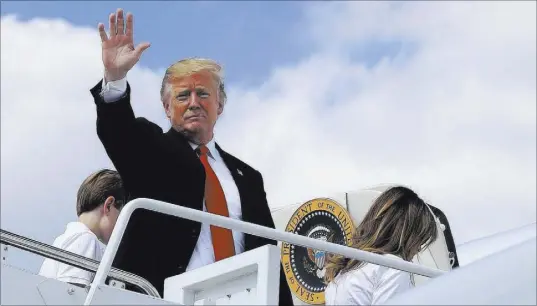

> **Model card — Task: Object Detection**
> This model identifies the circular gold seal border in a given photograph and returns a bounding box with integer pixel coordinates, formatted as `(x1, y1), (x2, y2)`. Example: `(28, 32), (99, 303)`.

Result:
(280, 198), (355, 305)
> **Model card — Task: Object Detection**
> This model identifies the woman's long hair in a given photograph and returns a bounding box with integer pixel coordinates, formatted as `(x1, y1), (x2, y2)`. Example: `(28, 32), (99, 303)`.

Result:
(324, 186), (438, 283)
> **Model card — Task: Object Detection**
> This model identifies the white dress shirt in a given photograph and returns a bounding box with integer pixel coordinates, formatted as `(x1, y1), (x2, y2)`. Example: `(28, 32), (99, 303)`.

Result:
(39, 222), (106, 286)
(324, 254), (414, 305)
(100, 77), (245, 271)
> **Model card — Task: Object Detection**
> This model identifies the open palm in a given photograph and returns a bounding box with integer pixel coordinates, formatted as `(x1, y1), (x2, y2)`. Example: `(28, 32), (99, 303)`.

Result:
(99, 9), (150, 81)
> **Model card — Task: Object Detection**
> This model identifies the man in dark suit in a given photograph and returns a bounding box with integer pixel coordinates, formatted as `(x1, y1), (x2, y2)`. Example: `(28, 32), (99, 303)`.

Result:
(90, 8), (293, 305)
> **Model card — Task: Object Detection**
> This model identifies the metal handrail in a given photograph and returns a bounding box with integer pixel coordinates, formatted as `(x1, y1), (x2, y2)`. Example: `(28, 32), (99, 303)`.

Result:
(85, 198), (447, 305)
(0, 229), (160, 298)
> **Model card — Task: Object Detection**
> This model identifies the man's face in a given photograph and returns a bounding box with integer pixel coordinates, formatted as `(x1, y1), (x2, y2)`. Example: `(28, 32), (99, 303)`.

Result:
(163, 70), (222, 144)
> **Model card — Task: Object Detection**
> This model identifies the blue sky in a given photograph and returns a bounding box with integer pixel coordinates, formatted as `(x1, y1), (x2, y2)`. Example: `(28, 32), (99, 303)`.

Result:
(0, 1), (406, 87)
(1, 1), (311, 87)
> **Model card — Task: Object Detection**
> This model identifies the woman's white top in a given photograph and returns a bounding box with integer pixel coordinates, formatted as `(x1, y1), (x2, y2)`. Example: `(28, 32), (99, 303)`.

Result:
(324, 254), (414, 305)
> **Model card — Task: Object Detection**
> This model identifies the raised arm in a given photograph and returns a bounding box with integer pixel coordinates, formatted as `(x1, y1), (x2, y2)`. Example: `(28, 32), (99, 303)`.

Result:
(90, 9), (157, 191)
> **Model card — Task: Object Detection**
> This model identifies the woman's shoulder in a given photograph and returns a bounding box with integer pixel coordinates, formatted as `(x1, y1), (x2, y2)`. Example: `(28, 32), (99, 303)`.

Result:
(343, 254), (411, 283)
(372, 254), (411, 275)
(328, 254), (411, 286)
(325, 255), (414, 305)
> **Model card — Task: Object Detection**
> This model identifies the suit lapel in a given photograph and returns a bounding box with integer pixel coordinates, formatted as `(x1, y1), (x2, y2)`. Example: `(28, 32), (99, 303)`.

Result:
(215, 143), (251, 222)
(164, 128), (205, 211)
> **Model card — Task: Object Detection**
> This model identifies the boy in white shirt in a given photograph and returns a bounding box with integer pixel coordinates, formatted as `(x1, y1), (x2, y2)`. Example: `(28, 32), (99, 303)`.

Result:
(39, 169), (127, 287)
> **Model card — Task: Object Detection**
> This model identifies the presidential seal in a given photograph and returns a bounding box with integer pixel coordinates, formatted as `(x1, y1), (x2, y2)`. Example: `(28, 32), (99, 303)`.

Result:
(281, 198), (355, 304)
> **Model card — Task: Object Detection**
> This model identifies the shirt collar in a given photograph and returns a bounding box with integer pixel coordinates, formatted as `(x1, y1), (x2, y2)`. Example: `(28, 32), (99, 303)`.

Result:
(189, 138), (218, 160)
(67, 221), (90, 232)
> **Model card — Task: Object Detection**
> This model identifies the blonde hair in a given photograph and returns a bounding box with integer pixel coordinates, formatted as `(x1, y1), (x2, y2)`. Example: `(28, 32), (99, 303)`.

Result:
(160, 57), (227, 108)
(324, 186), (438, 283)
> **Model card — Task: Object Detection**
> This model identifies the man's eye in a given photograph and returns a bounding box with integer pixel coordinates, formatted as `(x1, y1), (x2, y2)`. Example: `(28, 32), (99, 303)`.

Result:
(176, 94), (189, 100)
(196, 90), (209, 98)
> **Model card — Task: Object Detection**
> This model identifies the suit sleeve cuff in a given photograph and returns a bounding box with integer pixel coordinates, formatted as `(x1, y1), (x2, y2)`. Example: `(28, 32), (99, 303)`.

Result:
(101, 76), (128, 103)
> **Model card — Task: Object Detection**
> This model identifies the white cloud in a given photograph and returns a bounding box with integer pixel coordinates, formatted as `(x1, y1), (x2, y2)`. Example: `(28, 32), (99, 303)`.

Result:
(1, 1), (535, 272)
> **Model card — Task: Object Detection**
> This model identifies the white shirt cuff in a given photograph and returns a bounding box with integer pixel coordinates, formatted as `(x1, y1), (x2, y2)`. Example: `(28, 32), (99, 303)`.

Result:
(101, 76), (128, 103)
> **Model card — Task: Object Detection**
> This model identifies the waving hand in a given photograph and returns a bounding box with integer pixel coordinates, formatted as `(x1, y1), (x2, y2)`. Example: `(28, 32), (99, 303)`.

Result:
(98, 9), (150, 81)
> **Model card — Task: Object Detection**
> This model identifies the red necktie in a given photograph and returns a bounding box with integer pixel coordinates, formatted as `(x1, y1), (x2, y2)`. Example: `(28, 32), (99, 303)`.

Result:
(197, 145), (236, 261)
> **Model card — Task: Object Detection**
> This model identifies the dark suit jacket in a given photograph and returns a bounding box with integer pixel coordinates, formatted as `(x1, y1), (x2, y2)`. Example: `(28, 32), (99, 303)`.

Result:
(90, 80), (293, 305)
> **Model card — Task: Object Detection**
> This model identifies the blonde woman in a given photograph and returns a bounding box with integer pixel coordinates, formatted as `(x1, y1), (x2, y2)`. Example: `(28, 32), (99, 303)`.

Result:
(324, 186), (439, 305)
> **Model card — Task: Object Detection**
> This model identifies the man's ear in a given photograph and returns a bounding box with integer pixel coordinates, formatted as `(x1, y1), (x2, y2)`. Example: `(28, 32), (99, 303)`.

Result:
(217, 101), (224, 116)
(102, 196), (115, 215)
(162, 90), (173, 120)
(163, 100), (172, 119)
